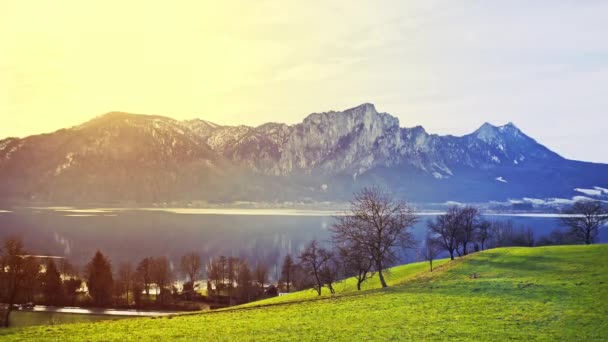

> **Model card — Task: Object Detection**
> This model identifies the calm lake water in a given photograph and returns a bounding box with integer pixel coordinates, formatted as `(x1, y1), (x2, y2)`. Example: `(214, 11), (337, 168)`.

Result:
(0, 207), (605, 274)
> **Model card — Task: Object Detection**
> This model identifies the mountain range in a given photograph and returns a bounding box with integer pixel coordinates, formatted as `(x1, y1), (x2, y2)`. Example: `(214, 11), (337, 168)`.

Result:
(1, 103), (606, 206)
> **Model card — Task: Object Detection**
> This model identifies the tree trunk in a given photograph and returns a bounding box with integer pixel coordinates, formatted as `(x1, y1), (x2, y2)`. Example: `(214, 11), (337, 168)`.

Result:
(3, 308), (10, 328)
(586, 230), (591, 244)
(449, 250), (454, 260)
(357, 281), (362, 291)
(430, 260), (433, 272)
(3, 289), (17, 327)
(314, 271), (322, 296)
(376, 261), (387, 288)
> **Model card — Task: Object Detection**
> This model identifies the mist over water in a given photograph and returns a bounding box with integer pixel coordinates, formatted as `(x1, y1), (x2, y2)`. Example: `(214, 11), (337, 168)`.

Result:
(1, 207), (605, 276)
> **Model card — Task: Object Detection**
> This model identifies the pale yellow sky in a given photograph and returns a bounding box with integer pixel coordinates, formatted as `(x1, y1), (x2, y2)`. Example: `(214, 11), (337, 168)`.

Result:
(1, 1), (607, 162)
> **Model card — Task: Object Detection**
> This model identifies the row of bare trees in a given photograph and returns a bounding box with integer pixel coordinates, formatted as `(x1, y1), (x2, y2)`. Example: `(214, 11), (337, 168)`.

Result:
(282, 189), (608, 295)
(425, 205), (510, 261)
(560, 200), (608, 244)
(420, 206), (536, 271)
(274, 187), (420, 296)
(421, 200), (608, 270)
(205, 255), (277, 303)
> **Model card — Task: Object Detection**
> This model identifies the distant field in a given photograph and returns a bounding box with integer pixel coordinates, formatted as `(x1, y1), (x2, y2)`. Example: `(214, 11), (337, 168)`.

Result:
(1, 245), (606, 341)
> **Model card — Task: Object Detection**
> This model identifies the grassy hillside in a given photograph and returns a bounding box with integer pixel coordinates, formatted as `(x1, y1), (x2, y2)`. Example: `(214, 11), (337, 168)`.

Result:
(239, 257), (450, 307)
(2, 245), (607, 341)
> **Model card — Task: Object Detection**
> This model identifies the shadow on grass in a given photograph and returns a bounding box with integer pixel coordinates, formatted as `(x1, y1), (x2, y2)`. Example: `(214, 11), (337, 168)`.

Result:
(461, 254), (558, 273)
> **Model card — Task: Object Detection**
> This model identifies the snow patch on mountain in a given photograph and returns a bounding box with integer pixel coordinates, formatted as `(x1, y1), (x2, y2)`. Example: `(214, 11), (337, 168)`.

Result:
(432, 172), (445, 179)
(575, 188), (603, 196)
(573, 195), (597, 202)
(2, 141), (23, 161)
(55, 153), (76, 175)
(593, 186), (608, 194)
(522, 197), (547, 205)
(444, 201), (463, 206)
(0, 139), (13, 152)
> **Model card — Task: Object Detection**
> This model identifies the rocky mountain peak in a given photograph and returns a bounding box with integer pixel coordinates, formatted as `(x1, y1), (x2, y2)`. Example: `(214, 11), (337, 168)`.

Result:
(302, 103), (397, 128)
(471, 121), (526, 143)
(1, 103), (598, 205)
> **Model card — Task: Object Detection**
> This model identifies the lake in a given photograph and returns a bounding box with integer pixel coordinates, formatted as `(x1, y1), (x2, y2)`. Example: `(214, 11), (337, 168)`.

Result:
(0, 207), (605, 277)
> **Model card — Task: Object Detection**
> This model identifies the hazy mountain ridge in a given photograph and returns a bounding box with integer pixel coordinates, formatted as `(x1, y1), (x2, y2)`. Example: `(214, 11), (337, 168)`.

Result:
(0, 104), (606, 204)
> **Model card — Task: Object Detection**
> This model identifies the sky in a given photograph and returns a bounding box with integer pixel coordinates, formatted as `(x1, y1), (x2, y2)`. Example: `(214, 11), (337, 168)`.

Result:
(1, 1), (607, 162)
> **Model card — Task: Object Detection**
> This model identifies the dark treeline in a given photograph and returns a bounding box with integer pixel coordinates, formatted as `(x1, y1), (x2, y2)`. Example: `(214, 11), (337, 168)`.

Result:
(0, 239), (287, 328)
(2, 188), (606, 327)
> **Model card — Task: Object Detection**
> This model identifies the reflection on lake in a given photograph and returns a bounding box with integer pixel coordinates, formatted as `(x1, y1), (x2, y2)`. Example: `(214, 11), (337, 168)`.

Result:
(0, 207), (605, 274)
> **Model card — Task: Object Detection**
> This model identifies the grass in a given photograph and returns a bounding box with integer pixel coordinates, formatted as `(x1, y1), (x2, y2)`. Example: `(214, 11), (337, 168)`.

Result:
(238, 258), (450, 307)
(1, 245), (606, 341)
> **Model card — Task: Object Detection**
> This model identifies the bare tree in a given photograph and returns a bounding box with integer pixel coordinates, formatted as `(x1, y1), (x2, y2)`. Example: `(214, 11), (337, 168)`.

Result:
(490, 220), (536, 247)
(136, 257), (153, 297)
(338, 243), (374, 291)
(521, 227), (535, 247)
(289, 264), (312, 291)
(280, 255), (295, 292)
(420, 234), (442, 272)
(254, 263), (269, 291)
(428, 206), (461, 260)
(561, 200), (608, 244)
(536, 228), (579, 246)
(227, 257), (238, 290)
(225, 257), (239, 302)
(235, 260), (253, 302)
(117, 262), (134, 305)
(219, 256), (227, 285)
(207, 257), (224, 298)
(331, 187), (418, 288)
(318, 250), (340, 295)
(298, 240), (333, 296)
(21, 257), (40, 304)
(455, 206), (480, 255)
(491, 220), (515, 247)
(476, 220), (492, 251)
(132, 282), (143, 307)
(180, 252), (202, 292)
(1, 237), (40, 327)
(150, 257), (173, 303)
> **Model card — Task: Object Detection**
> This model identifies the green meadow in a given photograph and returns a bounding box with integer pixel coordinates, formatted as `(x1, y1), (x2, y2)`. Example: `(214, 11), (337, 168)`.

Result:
(2, 245), (606, 341)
